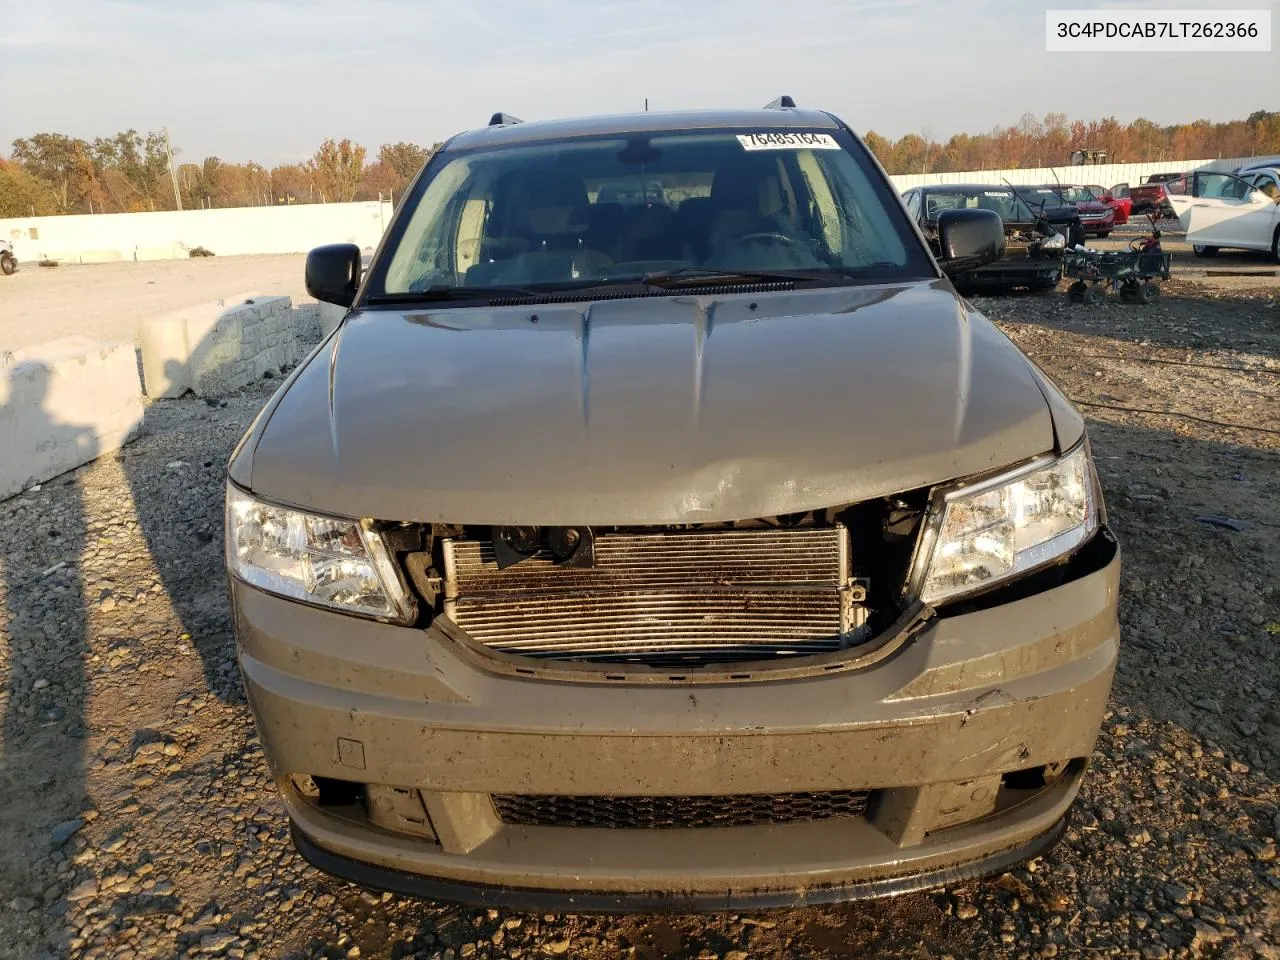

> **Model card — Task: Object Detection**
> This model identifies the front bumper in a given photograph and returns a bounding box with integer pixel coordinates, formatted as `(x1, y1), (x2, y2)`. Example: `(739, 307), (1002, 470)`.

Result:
(233, 535), (1120, 909)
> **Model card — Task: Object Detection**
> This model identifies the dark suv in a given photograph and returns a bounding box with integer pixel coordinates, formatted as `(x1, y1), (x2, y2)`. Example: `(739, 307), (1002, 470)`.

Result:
(227, 102), (1119, 911)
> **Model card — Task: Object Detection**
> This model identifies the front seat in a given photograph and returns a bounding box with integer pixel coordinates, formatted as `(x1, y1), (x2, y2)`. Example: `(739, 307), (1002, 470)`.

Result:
(705, 169), (776, 264)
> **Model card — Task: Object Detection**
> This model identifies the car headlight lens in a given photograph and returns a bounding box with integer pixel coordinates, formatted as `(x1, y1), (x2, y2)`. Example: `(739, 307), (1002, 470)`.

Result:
(225, 484), (415, 622)
(914, 443), (1099, 606)
(1041, 231), (1066, 251)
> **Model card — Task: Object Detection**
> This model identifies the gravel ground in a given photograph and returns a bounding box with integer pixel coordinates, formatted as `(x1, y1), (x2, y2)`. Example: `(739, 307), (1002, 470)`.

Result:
(0, 255), (312, 352)
(1, 273), (1278, 959)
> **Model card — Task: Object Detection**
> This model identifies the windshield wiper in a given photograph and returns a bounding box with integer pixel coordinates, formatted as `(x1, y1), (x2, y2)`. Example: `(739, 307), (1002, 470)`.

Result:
(364, 285), (540, 305)
(641, 267), (844, 288)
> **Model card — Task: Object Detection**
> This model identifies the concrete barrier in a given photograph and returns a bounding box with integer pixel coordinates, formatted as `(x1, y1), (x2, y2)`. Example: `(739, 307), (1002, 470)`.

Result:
(318, 302), (347, 336)
(139, 295), (317, 399)
(0, 337), (144, 501)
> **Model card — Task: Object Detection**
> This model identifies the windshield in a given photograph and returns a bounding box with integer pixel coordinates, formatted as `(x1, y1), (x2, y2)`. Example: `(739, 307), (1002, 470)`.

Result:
(922, 188), (1023, 221)
(1015, 187), (1072, 210)
(369, 128), (933, 297)
(1056, 185), (1098, 203)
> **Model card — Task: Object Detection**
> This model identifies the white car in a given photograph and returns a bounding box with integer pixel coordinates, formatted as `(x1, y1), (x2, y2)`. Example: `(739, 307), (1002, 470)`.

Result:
(1164, 170), (1280, 260)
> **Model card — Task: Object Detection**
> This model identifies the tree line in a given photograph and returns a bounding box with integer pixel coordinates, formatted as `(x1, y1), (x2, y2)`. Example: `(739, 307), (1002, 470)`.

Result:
(1, 110), (1277, 218)
(863, 110), (1279, 175)
(0, 133), (439, 218)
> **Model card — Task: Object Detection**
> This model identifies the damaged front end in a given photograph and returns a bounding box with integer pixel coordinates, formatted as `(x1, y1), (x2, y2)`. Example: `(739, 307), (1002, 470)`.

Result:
(380, 491), (935, 675)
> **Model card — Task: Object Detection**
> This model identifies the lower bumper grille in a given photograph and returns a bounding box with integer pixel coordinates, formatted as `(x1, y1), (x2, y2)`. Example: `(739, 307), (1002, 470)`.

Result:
(492, 791), (872, 829)
(441, 527), (865, 665)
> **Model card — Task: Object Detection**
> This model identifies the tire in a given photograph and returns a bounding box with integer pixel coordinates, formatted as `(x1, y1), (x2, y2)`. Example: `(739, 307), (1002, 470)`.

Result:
(1192, 244), (1219, 258)
(0, 253), (14, 276)
(1138, 282), (1159, 304)
(1119, 280), (1139, 303)
(1096, 231), (1111, 239)
(1067, 281), (1088, 303)
(1272, 227), (1280, 264)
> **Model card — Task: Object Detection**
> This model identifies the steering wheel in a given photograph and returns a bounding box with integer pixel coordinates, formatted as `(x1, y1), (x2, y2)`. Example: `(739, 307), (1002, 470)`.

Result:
(728, 231), (801, 249)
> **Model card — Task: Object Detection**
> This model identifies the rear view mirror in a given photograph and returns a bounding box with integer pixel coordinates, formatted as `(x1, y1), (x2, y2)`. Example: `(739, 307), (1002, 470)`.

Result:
(935, 208), (1005, 275)
(305, 243), (363, 307)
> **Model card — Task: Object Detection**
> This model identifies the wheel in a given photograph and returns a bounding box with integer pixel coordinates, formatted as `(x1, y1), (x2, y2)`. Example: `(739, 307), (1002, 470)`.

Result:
(1192, 244), (1219, 257)
(1119, 279), (1140, 302)
(1138, 281), (1159, 304)
(0, 253), (14, 276)
(1067, 281), (1088, 303)
(1272, 227), (1280, 264)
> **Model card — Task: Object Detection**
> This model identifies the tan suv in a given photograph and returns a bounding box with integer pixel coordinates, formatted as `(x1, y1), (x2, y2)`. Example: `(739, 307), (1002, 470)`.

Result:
(225, 102), (1120, 910)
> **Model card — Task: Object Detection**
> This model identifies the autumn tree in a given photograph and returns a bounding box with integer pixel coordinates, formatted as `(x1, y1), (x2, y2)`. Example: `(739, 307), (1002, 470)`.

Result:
(308, 138), (366, 202)
(378, 142), (430, 181)
(269, 163), (315, 204)
(10, 133), (103, 213)
(91, 129), (171, 210)
(0, 158), (59, 217)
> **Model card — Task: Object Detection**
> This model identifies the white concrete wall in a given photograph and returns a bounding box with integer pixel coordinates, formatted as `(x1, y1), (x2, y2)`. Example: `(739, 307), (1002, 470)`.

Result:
(140, 295), (320, 399)
(0, 337), (144, 501)
(0, 201), (393, 265)
(889, 153), (1280, 192)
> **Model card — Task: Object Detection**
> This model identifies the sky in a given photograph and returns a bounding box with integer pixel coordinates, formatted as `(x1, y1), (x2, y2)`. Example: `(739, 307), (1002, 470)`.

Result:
(1, 0), (1276, 166)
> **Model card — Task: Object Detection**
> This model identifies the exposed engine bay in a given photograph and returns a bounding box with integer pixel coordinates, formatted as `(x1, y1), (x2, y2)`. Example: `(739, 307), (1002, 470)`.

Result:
(382, 491), (931, 667)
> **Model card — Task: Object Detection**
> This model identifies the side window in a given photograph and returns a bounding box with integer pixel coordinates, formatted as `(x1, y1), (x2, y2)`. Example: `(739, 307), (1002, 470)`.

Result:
(1250, 173), (1280, 201)
(902, 191), (920, 218)
(1111, 183), (1129, 198)
(1195, 172), (1254, 201)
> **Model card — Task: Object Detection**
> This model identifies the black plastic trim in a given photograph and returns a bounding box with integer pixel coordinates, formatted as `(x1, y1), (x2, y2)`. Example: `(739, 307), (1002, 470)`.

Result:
(290, 813), (1069, 914)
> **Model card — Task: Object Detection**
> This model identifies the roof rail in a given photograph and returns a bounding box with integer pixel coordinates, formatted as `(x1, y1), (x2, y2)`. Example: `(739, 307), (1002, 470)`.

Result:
(763, 95), (796, 110)
(488, 112), (524, 127)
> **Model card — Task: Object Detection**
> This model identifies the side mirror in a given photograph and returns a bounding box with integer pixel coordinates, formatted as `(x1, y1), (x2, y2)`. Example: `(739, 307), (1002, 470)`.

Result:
(935, 208), (1005, 275)
(305, 243), (363, 307)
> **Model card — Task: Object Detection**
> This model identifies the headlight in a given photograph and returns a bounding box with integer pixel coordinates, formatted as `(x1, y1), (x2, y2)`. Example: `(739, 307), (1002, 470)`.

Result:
(225, 484), (416, 623)
(1041, 231), (1066, 251)
(911, 443), (1099, 606)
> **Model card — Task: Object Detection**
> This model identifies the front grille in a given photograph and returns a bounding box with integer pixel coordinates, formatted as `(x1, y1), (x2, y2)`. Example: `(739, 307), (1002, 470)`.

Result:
(492, 790), (872, 829)
(441, 527), (866, 665)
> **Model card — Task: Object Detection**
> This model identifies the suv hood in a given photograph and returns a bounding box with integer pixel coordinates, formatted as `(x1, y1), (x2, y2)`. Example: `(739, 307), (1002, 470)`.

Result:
(242, 280), (1057, 524)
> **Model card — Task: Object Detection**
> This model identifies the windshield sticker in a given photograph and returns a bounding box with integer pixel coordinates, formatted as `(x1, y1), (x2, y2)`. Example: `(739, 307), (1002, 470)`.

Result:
(983, 191), (1010, 196)
(737, 133), (840, 151)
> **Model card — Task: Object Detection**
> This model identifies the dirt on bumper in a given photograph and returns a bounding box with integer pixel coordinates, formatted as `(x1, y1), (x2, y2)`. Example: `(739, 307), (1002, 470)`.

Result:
(232, 537), (1120, 904)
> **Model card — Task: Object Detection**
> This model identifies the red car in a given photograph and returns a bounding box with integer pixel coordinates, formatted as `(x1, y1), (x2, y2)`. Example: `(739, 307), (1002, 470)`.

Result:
(1085, 184), (1131, 225)
(1025, 185), (1115, 237)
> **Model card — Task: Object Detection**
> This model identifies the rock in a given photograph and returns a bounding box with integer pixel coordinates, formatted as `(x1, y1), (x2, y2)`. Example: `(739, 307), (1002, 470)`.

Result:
(66, 879), (98, 903)
(51, 819), (85, 847)
(200, 932), (237, 952)
(544, 938), (572, 955)
(955, 904), (978, 920)
(1163, 883), (1193, 906)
